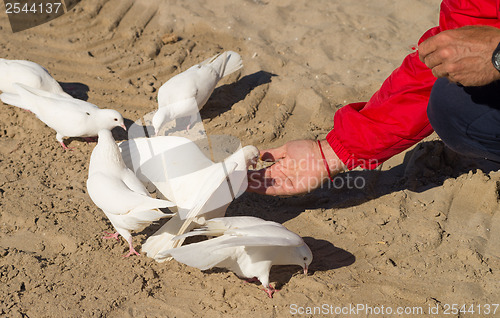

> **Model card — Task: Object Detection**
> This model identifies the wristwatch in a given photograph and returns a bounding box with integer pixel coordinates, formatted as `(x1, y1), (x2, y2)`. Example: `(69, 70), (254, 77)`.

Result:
(492, 42), (500, 72)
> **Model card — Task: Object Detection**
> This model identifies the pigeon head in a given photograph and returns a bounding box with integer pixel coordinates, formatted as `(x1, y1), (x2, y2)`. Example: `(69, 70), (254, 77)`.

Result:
(284, 243), (313, 275)
(297, 243), (313, 275)
(152, 108), (172, 136)
(270, 238), (313, 275)
(242, 145), (260, 169)
(225, 145), (260, 171)
(98, 109), (126, 131)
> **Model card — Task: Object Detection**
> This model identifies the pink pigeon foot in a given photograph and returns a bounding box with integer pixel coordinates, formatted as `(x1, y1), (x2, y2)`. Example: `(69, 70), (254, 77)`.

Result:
(262, 285), (280, 298)
(59, 141), (74, 151)
(123, 237), (140, 258)
(102, 231), (120, 240)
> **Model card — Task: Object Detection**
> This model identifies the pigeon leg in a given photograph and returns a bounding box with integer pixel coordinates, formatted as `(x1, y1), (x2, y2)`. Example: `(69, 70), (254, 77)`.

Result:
(102, 231), (120, 240)
(186, 114), (197, 131)
(262, 285), (280, 298)
(123, 237), (140, 257)
(59, 141), (74, 151)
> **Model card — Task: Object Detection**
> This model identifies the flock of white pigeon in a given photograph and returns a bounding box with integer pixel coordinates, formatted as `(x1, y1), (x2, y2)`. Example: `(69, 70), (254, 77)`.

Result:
(0, 51), (313, 298)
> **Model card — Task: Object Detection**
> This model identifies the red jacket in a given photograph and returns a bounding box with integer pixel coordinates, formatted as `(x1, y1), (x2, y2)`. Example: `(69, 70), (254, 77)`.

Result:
(326, 0), (500, 170)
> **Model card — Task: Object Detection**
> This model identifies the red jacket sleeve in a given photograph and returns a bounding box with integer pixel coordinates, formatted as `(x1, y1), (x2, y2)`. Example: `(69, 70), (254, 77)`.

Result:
(327, 0), (500, 170)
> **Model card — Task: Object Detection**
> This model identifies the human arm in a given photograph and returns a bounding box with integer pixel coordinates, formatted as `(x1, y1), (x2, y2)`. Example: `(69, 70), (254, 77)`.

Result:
(248, 28), (440, 197)
(418, 25), (500, 86)
(247, 139), (345, 196)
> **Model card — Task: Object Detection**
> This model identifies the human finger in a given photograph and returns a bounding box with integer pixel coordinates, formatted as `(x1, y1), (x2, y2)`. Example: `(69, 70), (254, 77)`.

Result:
(429, 63), (449, 79)
(260, 145), (287, 162)
(248, 162), (286, 182)
(246, 164), (296, 195)
(249, 177), (293, 196)
(421, 51), (445, 70)
(418, 41), (436, 63)
(418, 34), (440, 63)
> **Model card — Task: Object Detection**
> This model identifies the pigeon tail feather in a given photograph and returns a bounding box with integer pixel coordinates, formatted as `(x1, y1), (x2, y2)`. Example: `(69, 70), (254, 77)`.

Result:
(141, 215), (184, 261)
(220, 51), (243, 78)
(207, 51), (242, 79)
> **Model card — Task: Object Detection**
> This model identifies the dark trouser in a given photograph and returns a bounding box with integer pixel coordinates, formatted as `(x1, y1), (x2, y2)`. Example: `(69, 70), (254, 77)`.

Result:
(427, 78), (500, 163)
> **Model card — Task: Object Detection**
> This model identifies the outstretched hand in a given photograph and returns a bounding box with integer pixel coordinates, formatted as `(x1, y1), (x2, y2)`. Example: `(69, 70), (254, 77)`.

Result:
(247, 139), (345, 196)
(418, 25), (500, 86)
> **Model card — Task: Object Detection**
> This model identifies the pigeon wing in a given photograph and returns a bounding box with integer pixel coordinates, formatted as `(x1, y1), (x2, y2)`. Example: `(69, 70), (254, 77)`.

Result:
(87, 172), (174, 216)
(171, 162), (238, 248)
(10, 83), (99, 136)
(119, 136), (215, 203)
(166, 96), (199, 118)
(165, 233), (302, 271)
(161, 236), (238, 270)
(13, 83), (96, 108)
(178, 161), (238, 220)
(176, 231), (303, 249)
(120, 167), (151, 197)
(174, 216), (276, 240)
(215, 234), (303, 249)
(174, 222), (304, 250)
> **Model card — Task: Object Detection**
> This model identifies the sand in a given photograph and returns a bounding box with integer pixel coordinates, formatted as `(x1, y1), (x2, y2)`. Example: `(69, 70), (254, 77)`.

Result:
(1, 0), (500, 317)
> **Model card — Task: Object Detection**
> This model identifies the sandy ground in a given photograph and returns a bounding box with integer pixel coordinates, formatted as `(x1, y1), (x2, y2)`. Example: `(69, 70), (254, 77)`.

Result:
(1, 0), (500, 317)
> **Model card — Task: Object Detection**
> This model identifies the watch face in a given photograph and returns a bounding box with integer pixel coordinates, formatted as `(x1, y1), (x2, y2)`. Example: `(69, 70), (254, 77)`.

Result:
(495, 56), (500, 69)
(493, 43), (500, 71)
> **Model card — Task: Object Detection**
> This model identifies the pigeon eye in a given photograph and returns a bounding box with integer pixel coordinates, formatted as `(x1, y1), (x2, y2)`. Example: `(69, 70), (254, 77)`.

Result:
(303, 257), (308, 261)
(86, 112), (90, 116)
(114, 118), (118, 121)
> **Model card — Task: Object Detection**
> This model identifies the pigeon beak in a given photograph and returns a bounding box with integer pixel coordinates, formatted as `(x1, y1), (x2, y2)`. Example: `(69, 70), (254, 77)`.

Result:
(303, 264), (308, 275)
(121, 124), (127, 131)
(250, 158), (258, 169)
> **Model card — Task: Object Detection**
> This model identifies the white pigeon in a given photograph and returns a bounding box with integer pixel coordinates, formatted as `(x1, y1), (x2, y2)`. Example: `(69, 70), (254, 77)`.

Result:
(152, 50), (243, 134)
(86, 129), (176, 257)
(0, 58), (72, 97)
(118, 136), (259, 261)
(0, 83), (126, 150)
(160, 216), (313, 298)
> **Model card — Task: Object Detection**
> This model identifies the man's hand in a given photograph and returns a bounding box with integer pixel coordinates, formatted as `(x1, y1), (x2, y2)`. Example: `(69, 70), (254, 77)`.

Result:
(247, 139), (345, 196)
(418, 25), (500, 86)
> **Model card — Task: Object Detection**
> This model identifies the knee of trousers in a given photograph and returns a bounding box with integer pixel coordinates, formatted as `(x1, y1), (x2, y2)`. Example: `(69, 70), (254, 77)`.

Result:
(427, 78), (464, 141)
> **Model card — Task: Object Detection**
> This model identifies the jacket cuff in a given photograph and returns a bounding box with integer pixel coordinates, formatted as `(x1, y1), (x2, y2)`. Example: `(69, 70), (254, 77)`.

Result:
(326, 129), (382, 170)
